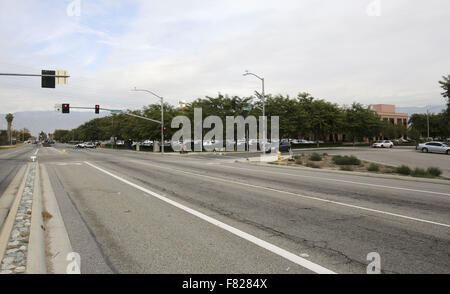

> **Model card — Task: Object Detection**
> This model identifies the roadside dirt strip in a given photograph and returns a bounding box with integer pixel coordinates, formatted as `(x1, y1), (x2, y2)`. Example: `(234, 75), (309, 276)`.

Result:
(0, 162), (73, 274)
(0, 163), (34, 273)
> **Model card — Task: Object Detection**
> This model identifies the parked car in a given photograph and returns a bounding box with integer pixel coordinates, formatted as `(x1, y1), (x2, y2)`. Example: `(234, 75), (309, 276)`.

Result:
(416, 142), (450, 154)
(142, 140), (153, 147)
(84, 142), (96, 148)
(372, 140), (394, 148)
(75, 143), (85, 148)
(265, 140), (292, 153)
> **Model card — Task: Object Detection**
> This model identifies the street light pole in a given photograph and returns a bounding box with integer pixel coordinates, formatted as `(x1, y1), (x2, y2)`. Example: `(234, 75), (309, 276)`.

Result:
(132, 88), (165, 154)
(243, 71), (266, 152)
(427, 109), (430, 139)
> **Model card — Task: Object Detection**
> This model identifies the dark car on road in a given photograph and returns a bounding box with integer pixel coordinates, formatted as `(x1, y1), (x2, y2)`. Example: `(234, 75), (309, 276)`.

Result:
(265, 140), (292, 153)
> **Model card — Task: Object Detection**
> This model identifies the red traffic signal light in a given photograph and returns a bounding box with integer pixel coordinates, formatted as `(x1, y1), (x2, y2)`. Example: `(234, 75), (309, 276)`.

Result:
(62, 104), (70, 113)
(95, 105), (100, 114)
(163, 127), (167, 131)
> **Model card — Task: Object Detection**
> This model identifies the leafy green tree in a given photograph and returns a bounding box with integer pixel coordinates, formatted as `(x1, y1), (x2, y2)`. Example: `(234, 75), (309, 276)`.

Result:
(39, 131), (47, 141)
(439, 74), (450, 119)
(54, 130), (71, 143)
(344, 103), (381, 145)
(409, 112), (449, 139)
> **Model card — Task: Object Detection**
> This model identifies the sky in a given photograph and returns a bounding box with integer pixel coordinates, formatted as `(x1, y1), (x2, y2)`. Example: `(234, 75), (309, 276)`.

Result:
(0, 0), (450, 115)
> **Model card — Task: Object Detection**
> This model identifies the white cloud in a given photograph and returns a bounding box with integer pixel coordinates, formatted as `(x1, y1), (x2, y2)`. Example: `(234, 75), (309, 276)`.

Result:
(1, 0), (450, 115)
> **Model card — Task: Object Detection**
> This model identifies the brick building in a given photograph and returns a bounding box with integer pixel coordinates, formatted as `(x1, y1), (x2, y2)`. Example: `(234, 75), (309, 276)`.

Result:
(371, 104), (408, 126)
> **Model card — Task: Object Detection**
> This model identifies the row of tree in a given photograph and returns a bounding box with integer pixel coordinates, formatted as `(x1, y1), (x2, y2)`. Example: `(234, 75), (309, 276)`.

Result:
(1, 113), (33, 144)
(53, 93), (413, 144)
(0, 128), (32, 144)
(53, 74), (450, 144)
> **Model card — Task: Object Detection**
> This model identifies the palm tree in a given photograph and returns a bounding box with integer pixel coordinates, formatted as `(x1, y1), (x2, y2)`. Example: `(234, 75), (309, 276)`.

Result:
(5, 113), (14, 145)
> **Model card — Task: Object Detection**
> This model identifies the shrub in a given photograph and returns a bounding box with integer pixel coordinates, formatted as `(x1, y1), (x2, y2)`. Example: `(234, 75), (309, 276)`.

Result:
(306, 162), (321, 169)
(367, 163), (380, 172)
(411, 168), (430, 178)
(395, 165), (411, 175)
(310, 153), (322, 161)
(295, 158), (303, 165)
(340, 166), (353, 171)
(427, 167), (442, 177)
(332, 155), (361, 165)
(322, 153), (328, 156)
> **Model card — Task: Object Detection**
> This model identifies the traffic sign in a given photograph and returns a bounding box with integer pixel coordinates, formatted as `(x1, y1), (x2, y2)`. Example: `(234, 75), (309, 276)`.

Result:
(42, 70), (56, 88)
(110, 110), (123, 114)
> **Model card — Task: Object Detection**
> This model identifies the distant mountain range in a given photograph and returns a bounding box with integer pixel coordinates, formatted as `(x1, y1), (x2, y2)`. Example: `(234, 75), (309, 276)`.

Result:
(0, 111), (109, 137)
(397, 105), (446, 115)
(1, 104), (447, 137)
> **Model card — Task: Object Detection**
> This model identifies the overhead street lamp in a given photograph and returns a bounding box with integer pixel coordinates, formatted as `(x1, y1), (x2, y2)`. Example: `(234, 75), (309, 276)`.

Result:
(132, 87), (165, 154)
(243, 71), (266, 152)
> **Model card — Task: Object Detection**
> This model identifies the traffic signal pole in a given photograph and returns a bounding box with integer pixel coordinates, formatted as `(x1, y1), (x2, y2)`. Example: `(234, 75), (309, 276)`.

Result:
(57, 104), (164, 151)
(0, 73), (69, 77)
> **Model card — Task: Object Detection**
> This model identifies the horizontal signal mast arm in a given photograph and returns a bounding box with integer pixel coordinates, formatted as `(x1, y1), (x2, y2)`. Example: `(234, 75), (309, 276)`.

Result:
(0, 73), (70, 77)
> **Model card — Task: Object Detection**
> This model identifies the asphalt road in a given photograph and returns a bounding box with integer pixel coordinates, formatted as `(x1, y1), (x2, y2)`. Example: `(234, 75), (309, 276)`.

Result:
(0, 144), (37, 197)
(34, 144), (449, 274)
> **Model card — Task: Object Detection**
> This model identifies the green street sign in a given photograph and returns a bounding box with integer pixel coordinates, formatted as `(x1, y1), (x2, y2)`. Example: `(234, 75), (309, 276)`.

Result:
(110, 110), (123, 114)
(242, 106), (252, 111)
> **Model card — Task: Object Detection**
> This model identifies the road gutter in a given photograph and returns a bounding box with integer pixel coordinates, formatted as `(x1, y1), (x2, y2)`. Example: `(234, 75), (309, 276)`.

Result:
(40, 164), (74, 274)
(26, 162), (46, 274)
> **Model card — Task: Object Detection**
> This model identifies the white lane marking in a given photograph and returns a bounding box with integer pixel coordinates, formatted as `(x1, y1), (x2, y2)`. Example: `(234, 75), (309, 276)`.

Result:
(129, 159), (450, 228)
(84, 161), (336, 274)
(33, 148), (39, 156)
(194, 162), (450, 197)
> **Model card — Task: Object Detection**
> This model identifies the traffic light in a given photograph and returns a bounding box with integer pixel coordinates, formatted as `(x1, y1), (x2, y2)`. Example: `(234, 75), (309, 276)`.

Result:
(163, 127), (167, 131)
(95, 105), (100, 114)
(41, 70), (56, 88)
(62, 104), (70, 114)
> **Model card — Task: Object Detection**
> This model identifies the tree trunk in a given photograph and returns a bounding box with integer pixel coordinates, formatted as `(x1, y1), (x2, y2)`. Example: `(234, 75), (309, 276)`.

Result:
(7, 123), (11, 145)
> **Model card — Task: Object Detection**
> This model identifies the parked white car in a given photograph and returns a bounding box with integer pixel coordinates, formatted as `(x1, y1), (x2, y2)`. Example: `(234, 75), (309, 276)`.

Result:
(372, 140), (394, 148)
(83, 142), (96, 148)
(142, 140), (153, 146)
(416, 142), (450, 154)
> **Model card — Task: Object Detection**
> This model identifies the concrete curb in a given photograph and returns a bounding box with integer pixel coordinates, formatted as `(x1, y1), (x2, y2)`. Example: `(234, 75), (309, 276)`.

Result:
(0, 164), (30, 264)
(249, 160), (450, 185)
(26, 163), (46, 274)
(40, 164), (74, 274)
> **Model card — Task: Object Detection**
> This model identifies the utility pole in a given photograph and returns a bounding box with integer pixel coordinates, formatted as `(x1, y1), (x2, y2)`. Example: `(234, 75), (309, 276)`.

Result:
(427, 109), (430, 139)
(243, 71), (266, 152)
(131, 88), (165, 154)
